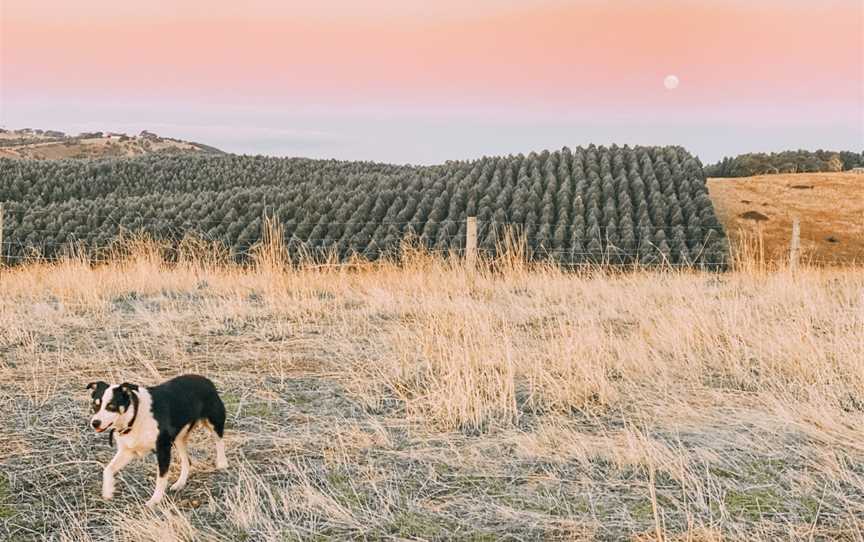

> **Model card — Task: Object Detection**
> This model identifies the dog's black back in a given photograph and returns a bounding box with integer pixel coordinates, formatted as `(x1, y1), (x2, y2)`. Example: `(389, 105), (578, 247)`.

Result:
(149, 374), (226, 439)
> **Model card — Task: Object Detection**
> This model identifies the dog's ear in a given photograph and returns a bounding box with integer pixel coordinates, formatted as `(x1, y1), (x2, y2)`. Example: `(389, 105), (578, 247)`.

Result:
(87, 381), (108, 392)
(118, 382), (139, 394)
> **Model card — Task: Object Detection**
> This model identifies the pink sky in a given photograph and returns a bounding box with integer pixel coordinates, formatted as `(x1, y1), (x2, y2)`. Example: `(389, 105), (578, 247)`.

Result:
(1, 0), (861, 162)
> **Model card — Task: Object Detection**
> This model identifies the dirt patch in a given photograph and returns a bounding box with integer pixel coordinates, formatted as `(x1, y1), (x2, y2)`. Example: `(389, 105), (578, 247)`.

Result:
(739, 211), (769, 221)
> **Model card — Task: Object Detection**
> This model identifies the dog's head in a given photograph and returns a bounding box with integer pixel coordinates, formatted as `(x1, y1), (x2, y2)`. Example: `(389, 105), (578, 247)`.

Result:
(86, 381), (139, 433)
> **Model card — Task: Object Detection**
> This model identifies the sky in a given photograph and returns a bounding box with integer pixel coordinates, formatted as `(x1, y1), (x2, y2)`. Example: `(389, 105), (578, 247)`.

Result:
(1, 0), (862, 164)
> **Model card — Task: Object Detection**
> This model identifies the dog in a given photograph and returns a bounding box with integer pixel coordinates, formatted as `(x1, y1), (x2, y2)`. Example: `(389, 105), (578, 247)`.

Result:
(87, 374), (228, 507)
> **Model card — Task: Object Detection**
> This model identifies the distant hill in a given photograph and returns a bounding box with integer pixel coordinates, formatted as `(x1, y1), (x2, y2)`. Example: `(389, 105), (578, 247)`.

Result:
(0, 128), (222, 160)
(705, 149), (863, 178)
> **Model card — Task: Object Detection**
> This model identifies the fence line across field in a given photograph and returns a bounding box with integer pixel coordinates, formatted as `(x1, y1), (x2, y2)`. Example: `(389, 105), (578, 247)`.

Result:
(0, 217), (727, 233)
(0, 198), (851, 226)
(0, 246), (720, 259)
(0, 238), (727, 264)
(0, 212), (840, 272)
(0, 224), (718, 235)
(0, 212), (730, 252)
(0, 252), (741, 268)
(0, 253), (847, 266)
(0, 233), (727, 247)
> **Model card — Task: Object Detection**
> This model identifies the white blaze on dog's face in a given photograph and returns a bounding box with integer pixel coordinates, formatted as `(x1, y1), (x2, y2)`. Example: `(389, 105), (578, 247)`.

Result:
(87, 382), (136, 433)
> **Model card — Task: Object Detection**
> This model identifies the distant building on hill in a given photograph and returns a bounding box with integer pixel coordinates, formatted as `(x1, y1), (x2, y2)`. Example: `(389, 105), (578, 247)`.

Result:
(851, 167), (864, 174)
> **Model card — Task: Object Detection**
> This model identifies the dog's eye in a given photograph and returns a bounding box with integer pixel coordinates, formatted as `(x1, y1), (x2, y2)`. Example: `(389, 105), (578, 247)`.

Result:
(106, 403), (116, 412)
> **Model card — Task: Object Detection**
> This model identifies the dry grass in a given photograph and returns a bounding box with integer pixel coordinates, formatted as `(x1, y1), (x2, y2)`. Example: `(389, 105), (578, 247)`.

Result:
(709, 172), (864, 265)
(1, 248), (863, 541)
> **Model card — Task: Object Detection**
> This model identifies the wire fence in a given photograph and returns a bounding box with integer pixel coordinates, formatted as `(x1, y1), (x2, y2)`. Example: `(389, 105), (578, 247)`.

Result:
(2, 205), (853, 227)
(0, 214), (857, 270)
(0, 219), (723, 248)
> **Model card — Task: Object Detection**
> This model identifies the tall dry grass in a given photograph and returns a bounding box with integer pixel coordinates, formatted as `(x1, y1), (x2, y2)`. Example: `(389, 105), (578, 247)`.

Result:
(0, 234), (862, 540)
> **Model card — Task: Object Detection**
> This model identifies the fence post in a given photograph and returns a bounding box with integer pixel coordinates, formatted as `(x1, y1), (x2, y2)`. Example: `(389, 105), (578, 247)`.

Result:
(789, 217), (800, 273)
(465, 216), (477, 269)
(0, 202), (4, 267)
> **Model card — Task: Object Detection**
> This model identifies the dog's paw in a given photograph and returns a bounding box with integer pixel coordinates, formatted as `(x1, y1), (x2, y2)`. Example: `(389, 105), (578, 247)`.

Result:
(102, 478), (115, 500)
(169, 480), (186, 492)
(144, 497), (161, 508)
(216, 457), (228, 470)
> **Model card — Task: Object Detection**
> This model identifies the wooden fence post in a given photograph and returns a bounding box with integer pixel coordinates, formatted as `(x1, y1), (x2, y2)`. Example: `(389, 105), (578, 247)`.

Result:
(0, 202), (4, 267)
(789, 217), (800, 273)
(465, 216), (477, 269)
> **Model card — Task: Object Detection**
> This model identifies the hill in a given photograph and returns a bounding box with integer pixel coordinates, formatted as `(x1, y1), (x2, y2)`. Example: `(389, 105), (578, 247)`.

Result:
(708, 171), (864, 265)
(0, 128), (222, 160)
(0, 146), (728, 268)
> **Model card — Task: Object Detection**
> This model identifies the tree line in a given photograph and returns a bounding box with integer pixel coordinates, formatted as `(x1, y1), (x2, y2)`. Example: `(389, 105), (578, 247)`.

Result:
(0, 145), (729, 268)
(705, 150), (863, 178)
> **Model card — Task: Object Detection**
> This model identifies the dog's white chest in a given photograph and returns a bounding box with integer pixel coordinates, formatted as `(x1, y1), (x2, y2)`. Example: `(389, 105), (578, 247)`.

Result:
(116, 400), (159, 455)
(123, 438), (155, 456)
(117, 426), (158, 455)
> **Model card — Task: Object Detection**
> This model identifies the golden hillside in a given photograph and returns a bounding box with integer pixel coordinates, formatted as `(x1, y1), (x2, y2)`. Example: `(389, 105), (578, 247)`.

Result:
(708, 172), (864, 265)
(0, 128), (221, 160)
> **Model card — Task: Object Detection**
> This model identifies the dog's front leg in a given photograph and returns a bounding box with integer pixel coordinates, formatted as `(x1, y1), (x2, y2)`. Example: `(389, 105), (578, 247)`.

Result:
(145, 434), (172, 507)
(103, 448), (134, 500)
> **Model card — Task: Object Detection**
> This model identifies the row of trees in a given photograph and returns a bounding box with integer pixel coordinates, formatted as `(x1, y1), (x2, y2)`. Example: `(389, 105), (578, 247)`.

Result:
(0, 145), (729, 267)
(705, 150), (863, 178)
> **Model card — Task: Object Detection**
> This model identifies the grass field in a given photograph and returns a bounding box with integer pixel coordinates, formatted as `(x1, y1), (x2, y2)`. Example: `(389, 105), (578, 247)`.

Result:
(708, 172), (864, 265)
(1, 249), (863, 541)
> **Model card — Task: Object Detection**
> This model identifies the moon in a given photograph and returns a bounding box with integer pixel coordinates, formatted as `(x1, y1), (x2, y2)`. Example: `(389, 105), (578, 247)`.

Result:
(664, 75), (680, 90)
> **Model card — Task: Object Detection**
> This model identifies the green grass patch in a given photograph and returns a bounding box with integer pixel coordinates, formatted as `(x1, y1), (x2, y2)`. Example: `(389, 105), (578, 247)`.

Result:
(222, 392), (277, 419)
(496, 487), (592, 518)
(629, 494), (676, 523)
(722, 486), (784, 521)
(381, 510), (498, 541)
(0, 471), (13, 519)
(323, 469), (371, 510)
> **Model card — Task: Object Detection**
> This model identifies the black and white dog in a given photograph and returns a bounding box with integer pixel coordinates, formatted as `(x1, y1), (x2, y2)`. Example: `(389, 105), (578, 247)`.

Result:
(87, 374), (228, 507)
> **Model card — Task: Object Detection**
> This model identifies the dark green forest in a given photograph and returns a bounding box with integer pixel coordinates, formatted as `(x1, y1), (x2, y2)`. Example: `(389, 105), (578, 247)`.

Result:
(0, 145), (728, 267)
(705, 150), (863, 178)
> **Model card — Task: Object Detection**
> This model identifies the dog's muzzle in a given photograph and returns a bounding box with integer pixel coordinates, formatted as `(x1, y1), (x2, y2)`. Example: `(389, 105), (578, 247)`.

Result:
(92, 419), (112, 433)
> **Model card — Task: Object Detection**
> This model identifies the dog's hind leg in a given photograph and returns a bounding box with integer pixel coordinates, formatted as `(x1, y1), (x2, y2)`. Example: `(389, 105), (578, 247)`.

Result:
(146, 434), (172, 507)
(102, 448), (134, 500)
(206, 399), (228, 470)
(214, 435), (228, 470)
(170, 425), (193, 492)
